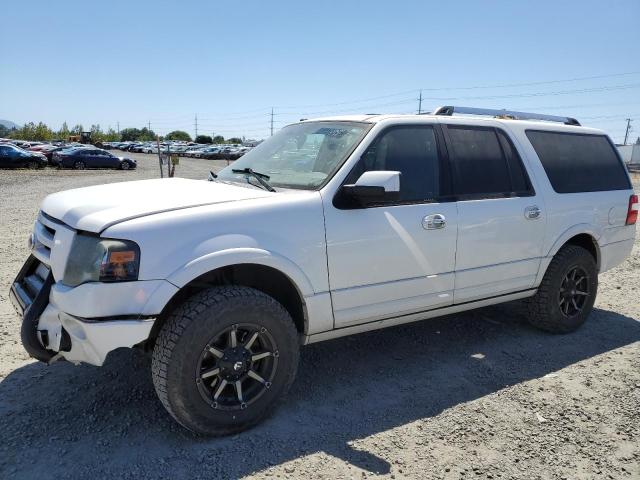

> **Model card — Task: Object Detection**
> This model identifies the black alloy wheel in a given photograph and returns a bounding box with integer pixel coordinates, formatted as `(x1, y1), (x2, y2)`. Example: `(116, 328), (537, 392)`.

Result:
(526, 245), (597, 333)
(151, 286), (299, 436)
(558, 266), (590, 317)
(196, 323), (278, 411)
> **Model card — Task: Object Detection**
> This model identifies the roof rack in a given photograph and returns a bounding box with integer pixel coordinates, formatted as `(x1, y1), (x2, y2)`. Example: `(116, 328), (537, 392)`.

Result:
(431, 106), (580, 126)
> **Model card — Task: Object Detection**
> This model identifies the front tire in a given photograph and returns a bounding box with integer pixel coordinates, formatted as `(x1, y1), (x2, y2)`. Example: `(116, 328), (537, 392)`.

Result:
(120, 161), (131, 170)
(73, 160), (86, 170)
(526, 245), (597, 333)
(151, 286), (299, 436)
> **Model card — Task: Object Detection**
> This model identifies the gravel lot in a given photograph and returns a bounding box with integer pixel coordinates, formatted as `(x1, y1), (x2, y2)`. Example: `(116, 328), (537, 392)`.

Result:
(0, 155), (638, 480)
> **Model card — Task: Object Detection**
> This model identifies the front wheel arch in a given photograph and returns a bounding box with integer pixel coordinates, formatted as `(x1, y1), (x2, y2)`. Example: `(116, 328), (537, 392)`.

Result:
(148, 263), (307, 349)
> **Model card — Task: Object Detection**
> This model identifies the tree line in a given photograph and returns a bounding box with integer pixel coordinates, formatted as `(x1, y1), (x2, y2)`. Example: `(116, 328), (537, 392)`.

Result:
(0, 122), (243, 144)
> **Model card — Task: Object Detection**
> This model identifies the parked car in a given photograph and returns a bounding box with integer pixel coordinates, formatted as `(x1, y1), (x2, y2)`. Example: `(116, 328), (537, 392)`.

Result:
(199, 146), (223, 159)
(184, 146), (208, 157)
(0, 143), (47, 168)
(9, 106), (637, 436)
(29, 144), (61, 163)
(54, 147), (136, 170)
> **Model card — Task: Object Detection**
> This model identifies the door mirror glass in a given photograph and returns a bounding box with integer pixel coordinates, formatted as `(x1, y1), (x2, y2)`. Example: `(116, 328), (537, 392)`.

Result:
(341, 170), (401, 205)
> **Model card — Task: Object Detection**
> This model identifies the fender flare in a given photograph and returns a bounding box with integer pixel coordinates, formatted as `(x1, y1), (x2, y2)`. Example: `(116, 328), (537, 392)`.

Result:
(545, 223), (602, 259)
(535, 223), (602, 285)
(166, 247), (316, 297)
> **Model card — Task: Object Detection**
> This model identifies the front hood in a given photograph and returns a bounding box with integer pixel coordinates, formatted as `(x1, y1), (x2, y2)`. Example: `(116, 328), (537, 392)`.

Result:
(41, 178), (272, 233)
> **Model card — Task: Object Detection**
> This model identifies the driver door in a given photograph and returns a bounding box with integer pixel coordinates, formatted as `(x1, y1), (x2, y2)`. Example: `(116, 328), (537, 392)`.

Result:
(323, 124), (458, 328)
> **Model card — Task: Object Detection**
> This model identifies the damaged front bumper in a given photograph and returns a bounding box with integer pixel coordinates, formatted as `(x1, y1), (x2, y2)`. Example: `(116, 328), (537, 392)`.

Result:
(10, 255), (166, 366)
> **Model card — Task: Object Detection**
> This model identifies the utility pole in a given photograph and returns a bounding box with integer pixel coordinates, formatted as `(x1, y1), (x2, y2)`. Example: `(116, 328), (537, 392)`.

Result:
(418, 90), (423, 115)
(117, 121), (119, 134)
(195, 114), (198, 140)
(148, 121), (151, 131)
(623, 118), (632, 145)
(270, 107), (274, 136)
(157, 135), (163, 178)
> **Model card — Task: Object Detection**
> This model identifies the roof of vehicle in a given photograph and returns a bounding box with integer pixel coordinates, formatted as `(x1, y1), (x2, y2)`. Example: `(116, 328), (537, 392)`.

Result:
(300, 112), (605, 135)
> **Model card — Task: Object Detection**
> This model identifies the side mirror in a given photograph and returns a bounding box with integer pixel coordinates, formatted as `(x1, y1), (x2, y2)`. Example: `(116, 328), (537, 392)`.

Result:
(340, 171), (401, 206)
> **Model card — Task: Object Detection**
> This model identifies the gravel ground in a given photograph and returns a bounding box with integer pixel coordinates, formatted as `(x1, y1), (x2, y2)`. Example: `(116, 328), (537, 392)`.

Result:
(0, 156), (638, 480)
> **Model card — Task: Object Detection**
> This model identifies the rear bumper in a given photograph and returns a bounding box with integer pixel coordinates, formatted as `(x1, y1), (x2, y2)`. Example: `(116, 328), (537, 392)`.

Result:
(10, 256), (174, 366)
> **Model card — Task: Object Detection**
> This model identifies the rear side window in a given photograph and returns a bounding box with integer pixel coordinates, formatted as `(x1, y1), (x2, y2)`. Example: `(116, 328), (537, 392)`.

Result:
(446, 126), (512, 197)
(526, 130), (631, 193)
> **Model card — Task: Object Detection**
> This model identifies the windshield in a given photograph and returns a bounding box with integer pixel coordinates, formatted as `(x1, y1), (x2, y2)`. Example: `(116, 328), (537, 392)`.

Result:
(217, 121), (370, 190)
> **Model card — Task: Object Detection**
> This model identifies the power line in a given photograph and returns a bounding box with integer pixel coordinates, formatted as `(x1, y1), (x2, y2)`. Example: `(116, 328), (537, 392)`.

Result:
(273, 70), (640, 110)
(144, 71), (640, 123)
(416, 83), (640, 102)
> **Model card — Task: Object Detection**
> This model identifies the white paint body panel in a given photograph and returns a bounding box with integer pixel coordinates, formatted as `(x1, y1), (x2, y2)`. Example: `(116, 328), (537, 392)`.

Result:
(20, 113), (636, 365)
(453, 196), (545, 303)
(324, 201), (458, 327)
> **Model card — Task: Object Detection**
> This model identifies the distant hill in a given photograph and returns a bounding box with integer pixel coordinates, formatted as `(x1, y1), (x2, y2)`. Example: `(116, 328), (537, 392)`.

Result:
(0, 119), (19, 129)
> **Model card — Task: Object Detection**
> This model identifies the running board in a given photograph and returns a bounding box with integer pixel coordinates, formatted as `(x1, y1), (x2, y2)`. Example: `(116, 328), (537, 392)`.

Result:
(304, 289), (536, 344)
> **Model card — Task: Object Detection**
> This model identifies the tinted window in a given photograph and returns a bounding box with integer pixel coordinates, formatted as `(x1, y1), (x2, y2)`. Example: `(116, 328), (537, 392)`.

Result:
(496, 130), (531, 194)
(447, 126), (511, 197)
(526, 130), (631, 193)
(346, 126), (442, 203)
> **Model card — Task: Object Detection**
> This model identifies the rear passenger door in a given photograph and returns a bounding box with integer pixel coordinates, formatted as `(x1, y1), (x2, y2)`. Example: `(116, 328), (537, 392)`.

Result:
(441, 123), (546, 303)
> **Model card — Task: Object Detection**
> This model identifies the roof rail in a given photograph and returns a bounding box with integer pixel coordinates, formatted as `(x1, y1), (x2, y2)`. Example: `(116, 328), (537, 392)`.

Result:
(432, 106), (581, 126)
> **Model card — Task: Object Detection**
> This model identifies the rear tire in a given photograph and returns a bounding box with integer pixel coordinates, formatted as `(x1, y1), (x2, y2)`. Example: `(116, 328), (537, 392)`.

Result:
(526, 245), (597, 333)
(151, 286), (299, 436)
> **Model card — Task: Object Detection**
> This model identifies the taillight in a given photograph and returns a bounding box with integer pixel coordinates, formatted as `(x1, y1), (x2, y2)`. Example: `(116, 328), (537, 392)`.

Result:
(626, 194), (638, 225)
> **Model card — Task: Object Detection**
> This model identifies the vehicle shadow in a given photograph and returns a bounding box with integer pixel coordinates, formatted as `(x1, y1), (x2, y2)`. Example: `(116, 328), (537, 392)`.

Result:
(1, 305), (639, 479)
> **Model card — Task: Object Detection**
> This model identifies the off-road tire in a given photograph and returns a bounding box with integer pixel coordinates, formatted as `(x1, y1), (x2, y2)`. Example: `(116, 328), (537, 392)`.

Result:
(151, 286), (299, 436)
(526, 245), (597, 333)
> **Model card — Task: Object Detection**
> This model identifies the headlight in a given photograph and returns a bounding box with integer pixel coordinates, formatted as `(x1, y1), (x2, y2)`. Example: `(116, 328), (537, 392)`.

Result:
(63, 234), (140, 286)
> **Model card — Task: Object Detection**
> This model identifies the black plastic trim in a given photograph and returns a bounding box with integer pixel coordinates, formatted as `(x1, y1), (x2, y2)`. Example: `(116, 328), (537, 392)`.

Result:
(11, 255), (56, 362)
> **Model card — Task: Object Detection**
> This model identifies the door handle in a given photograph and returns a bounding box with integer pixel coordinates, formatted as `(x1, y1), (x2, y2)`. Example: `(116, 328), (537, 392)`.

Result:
(524, 205), (541, 220)
(422, 213), (446, 230)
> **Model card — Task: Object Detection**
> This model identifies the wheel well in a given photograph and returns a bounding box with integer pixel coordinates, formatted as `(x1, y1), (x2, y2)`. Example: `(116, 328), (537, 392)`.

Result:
(564, 233), (600, 270)
(147, 264), (306, 348)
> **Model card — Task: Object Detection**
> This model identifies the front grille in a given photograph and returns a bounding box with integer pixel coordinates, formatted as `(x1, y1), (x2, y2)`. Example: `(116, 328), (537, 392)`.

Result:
(31, 212), (63, 267)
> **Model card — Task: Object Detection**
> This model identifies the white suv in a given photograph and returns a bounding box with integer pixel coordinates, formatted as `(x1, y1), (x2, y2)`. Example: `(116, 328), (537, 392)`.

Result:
(10, 106), (637, 435)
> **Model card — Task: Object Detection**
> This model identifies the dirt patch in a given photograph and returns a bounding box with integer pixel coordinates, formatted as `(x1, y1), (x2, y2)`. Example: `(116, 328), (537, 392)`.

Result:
(0, 159), (638, 479)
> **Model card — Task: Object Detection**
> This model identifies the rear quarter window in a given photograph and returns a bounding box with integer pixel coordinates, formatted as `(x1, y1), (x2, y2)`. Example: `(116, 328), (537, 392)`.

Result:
(525, 130), (631, 193)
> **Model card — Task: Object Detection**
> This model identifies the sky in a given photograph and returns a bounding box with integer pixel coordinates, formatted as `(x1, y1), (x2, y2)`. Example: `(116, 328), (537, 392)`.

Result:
(1, 0), (639, 142)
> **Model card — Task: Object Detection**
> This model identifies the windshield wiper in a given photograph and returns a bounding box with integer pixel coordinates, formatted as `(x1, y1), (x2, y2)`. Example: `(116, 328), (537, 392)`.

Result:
(232, 168), (276, 192)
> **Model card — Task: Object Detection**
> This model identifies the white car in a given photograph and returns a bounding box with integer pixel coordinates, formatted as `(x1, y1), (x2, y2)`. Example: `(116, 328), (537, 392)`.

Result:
(10, 106), (637, 435)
